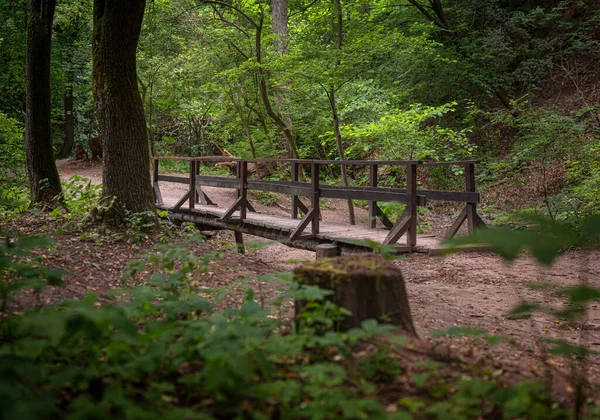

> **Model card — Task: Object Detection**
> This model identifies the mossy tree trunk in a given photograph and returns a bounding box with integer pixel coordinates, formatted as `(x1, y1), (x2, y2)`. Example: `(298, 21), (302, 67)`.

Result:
(294, 254), (417, 335)
(92, 0), (155, 224)
(24, 0), (63, 209)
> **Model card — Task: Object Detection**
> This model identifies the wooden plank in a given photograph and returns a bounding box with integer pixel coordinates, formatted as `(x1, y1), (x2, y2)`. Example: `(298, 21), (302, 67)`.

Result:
(234, 231), (245, 254)
(382, 208), (412, 246)
(445, 207), (468, 239)
(189, 161), (196, 210)
(172, 191), (191, 210)
(220, 196), (243, 221)
(234, 158), (423, 166)
(195, 186), (215, 205)
(369, 164), (378, 228)
(195, 176), (476, 203)
(290, 208), (317, 241)
(321, 186), (427, 205)
(311, 163), (320, 235)
(153, 182), (163, 206)
(291, 162), (300, 219)
(474, 211), (486, 228)
(249, 179), (311, 196)
(322, 185), (477, 203)
(406, 163), (418, 247)
(158, 175), (189, 184)
(465, 164), (476, 234)
(374, 205), (394, 229)
(196, 176), (239, 189)
(419, 160), (479, 167)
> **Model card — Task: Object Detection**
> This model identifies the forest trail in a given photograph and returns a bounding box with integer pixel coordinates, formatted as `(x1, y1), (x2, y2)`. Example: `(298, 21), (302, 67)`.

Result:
(55, 159), (600, 384)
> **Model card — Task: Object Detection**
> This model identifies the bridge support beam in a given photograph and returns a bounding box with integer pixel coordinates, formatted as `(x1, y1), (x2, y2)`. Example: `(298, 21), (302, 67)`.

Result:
(289, 163), (320, 240)
(234, 231), (245, 254)
(382, 163), (418, 247)
(445, 163), (486, 238)
(368, 164), (393, 229)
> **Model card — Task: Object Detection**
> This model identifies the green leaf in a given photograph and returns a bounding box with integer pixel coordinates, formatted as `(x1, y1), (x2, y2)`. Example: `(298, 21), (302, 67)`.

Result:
(507, 303), (539, 319)
(563, 285), (600, 304)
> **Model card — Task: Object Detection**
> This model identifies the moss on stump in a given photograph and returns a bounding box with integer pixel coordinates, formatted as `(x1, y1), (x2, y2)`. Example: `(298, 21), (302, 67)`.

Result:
(294, 254), (417, 336)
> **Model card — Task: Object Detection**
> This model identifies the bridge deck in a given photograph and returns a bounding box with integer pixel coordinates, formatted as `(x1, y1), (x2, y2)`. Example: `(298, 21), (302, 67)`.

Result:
(159, 198), (444, 254)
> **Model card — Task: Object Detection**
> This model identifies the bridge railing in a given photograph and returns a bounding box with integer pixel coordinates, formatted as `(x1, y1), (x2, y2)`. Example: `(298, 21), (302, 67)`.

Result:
(151, 157), (485, 247)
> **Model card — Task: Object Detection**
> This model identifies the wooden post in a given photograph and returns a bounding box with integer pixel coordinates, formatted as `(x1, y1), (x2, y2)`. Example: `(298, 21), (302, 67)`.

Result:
(465, 163), (476, 235)
(291, 162), (300, 219)
(189, 160), (196, 210)
(369, 164), (378, 228)
(240, 160), (248, 220)
(234, 231), (245, 254)
(316, 244), (339, 259)
(152, 158), (163, 205)
(311, 163), (320, 235)
(406, 163), (418, 247)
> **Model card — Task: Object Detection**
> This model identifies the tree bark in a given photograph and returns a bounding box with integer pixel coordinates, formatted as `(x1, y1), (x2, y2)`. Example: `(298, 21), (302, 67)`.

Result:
(24, 0), (64, 209)
(92, 0), (155, 224)
(255, 9), (299, 160)
(272, 0), (295, 157)
(330, 0), (355, 225)
(272, 0), (289, 55)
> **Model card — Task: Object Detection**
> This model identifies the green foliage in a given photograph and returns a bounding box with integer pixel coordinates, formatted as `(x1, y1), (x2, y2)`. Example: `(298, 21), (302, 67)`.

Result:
(0, 234), (66, 314)
(0, 237), (402, 419)
(50, 175), (102, 227)
(0, 113), (28, 215)
(253, 191), (278, 207)
(345, 102), (475, 162)
(3, 231), (595, 417)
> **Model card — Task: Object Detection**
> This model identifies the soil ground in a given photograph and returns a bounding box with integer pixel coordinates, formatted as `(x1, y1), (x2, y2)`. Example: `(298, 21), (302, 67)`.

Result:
(3, 159), (599, 406)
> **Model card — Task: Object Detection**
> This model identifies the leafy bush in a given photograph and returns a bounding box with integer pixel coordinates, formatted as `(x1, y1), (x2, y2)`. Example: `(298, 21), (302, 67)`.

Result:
(342, 102), (475, 162)
(0, 240), (399, 419)
(0, 113), (28, 215)
(3, 230), (594, 418)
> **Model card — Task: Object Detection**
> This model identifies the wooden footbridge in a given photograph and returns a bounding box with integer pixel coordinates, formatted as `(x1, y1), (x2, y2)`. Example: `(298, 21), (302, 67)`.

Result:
(153, 157), (486, 254)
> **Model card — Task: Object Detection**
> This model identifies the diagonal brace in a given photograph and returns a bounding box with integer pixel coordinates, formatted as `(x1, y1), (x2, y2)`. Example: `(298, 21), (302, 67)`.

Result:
(289, 208), (317, 241)
(382, 208), (413, 245)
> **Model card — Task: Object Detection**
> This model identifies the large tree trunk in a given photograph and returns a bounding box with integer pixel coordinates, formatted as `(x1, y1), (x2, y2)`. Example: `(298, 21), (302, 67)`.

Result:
(24, 0), (63, 209)
(92, 0), (155, 224)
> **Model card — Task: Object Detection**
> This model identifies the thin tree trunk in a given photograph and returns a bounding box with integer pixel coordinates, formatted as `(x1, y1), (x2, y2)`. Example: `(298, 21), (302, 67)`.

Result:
(92, 0), (155, 224)
(272, 0), (294, 156)
(255, 9), (299, 159)
(330, 0), (354, 225)
(328, 88), (355, 225)
(24, 0), (63, 209)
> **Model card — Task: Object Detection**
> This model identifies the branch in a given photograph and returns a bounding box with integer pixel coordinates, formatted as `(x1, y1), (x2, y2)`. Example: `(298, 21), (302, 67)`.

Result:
(198, 0), (258, 28)
(230, 42), (249, 59)
(406, 0), (446, 29)
(209, 3), (250, 37)
(288, 0), (320, 19)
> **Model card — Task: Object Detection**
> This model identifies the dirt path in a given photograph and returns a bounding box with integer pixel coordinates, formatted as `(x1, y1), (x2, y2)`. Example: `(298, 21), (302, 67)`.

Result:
(52, 160), (600, 384)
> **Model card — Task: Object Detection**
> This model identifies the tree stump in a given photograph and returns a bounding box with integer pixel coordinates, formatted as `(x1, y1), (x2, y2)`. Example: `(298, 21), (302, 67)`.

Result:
(316, 244), (339, 259)
(294, 254), (417, 336)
